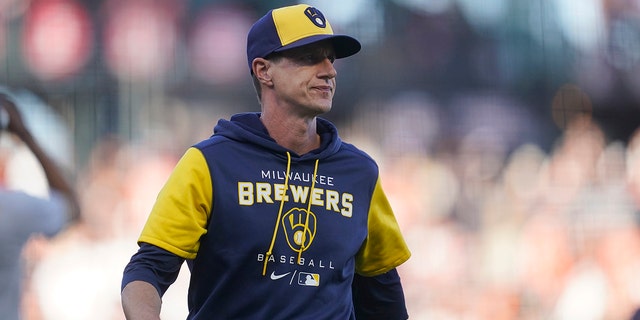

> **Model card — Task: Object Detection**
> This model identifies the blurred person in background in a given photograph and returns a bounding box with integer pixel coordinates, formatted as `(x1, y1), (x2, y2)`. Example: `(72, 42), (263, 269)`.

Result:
(28, 137), (184, 320)
(0, 91), (80, 320)
(121, 3), (410, 319)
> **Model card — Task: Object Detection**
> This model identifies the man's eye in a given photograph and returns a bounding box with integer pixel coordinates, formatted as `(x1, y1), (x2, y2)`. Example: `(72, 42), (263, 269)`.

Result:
(299, 54), (335, 64)
(301, 54), (317, 62)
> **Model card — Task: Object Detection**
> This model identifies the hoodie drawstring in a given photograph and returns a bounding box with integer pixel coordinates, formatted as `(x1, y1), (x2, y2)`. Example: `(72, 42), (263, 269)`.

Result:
(262, 152), (292, 276)
(262, 152), (320, 276)
(297, 158), (319, 264)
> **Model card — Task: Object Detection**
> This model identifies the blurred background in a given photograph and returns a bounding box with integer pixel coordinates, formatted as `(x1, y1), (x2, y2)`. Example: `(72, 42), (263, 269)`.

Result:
(2, 0), (640, 319)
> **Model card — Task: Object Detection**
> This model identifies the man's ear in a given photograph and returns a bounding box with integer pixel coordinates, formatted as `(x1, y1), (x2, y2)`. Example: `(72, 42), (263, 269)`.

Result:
(252, 58), (272, 85)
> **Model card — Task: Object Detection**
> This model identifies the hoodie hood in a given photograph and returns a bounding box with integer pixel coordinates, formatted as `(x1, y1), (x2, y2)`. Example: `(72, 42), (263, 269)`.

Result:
(213, 112), (343, 160)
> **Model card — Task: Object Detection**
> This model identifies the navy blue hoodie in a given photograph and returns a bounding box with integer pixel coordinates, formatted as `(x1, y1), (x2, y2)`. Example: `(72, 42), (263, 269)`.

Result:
(123, 113), (410, 319)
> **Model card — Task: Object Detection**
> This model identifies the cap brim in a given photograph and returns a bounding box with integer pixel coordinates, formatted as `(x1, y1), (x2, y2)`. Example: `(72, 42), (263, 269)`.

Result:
(273, 34), (361, 59)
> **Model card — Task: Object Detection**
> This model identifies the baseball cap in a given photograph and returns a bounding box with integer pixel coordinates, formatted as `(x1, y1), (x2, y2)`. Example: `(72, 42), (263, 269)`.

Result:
(246, 4), (361, 73)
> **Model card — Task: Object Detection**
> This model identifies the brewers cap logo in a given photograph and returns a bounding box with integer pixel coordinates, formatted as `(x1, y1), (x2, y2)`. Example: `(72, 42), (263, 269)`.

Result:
(304, 7), (326, 28)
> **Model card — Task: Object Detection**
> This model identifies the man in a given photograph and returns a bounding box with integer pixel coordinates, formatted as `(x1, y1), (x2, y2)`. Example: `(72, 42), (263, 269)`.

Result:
(121, 4), (411, 319)
(0, 91), (80, 319)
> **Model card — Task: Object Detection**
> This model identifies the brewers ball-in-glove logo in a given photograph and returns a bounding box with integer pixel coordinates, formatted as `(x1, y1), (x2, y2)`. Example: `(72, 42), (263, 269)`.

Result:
(282, 208), (316, 252)
(304, 7), (326, 28)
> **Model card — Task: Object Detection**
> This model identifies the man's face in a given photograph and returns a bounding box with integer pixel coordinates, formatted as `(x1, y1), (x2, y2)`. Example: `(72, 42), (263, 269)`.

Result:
(268, 40), (338, 116)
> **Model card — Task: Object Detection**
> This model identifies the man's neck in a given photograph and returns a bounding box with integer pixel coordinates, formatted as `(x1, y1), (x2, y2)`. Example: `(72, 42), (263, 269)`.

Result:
(260, 112), (320, 155)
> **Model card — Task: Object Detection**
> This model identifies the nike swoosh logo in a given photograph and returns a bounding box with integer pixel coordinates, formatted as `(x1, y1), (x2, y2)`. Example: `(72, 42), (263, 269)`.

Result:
(270, 271), (291, 280)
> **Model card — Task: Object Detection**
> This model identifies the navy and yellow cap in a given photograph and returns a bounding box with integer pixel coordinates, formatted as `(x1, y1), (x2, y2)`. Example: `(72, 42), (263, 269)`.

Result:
(246, 4), (361, 73)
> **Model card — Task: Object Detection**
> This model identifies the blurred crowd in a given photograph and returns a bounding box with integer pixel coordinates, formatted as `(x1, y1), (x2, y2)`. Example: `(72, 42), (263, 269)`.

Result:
(5, 95), (640, 319)
(385, 115), (640, 319)
(2, 0), (640, 319)
(347, 93), (640, 319)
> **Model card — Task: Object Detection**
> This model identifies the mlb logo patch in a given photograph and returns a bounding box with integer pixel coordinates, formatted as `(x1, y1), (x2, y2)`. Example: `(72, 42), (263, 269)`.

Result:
(298, 272), (320, 286)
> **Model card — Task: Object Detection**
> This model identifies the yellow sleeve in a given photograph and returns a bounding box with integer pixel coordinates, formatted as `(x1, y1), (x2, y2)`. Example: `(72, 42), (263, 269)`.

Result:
(355, 178), (411, 276)
(138, 147), (213, 259)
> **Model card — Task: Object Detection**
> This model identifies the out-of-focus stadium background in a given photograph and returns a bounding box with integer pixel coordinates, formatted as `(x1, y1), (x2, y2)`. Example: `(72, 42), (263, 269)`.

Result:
(3, 0), (640, 319)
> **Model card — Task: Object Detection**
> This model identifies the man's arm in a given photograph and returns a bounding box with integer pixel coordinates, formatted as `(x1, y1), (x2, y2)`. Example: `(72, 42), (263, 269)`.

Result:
(0, 93), (80, 222)
(352, 268), (409, 320)
(121, 243), (185, 320)
(121, 281), (162, 320)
